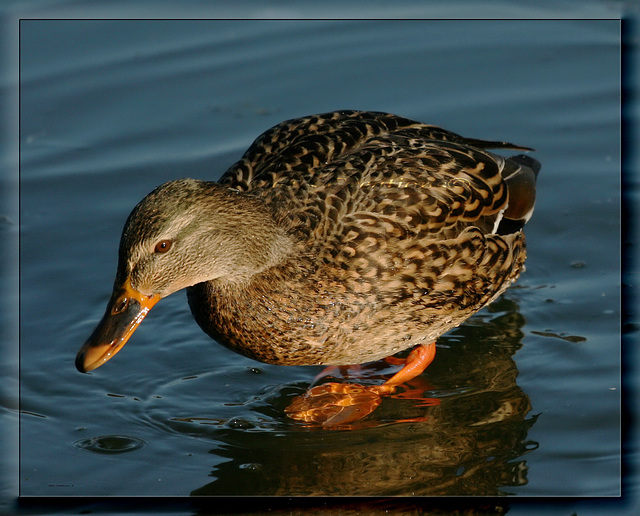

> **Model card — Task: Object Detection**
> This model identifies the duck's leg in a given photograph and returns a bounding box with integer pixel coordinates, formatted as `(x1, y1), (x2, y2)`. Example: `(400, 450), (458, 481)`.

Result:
(383, 342), (437, 388)
(312, 364), (361, 384)
(285, 342), (436, 427)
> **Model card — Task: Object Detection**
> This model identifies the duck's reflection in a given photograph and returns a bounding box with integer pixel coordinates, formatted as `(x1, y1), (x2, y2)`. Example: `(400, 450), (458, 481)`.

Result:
(183, 297), (537, 496)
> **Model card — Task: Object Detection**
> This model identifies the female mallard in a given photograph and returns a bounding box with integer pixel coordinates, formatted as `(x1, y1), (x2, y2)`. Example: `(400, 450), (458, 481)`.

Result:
(76, 110), (539, 426)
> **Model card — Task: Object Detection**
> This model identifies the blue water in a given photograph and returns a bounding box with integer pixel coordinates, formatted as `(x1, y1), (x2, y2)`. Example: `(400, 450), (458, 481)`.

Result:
(6, 12), (629, 511)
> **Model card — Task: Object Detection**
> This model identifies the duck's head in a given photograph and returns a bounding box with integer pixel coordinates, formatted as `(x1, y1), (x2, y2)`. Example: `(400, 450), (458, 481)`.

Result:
(75, 178), (290, 373)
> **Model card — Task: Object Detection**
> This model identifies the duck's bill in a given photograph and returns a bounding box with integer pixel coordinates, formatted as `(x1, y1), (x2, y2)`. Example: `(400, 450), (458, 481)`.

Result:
(75, 279), (159, 373)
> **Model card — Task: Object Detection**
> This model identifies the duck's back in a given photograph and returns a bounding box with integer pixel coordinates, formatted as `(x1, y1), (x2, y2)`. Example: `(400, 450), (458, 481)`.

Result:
(220, 110), (535, 237)
(200, 111), (538, 365)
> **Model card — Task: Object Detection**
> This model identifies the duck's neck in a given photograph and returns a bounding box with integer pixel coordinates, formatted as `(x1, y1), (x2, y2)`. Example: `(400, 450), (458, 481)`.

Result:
(203, 190), (296, 285)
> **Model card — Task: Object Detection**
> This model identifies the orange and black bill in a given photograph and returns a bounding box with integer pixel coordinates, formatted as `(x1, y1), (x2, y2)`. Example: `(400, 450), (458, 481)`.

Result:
(75, 279), (159, 373)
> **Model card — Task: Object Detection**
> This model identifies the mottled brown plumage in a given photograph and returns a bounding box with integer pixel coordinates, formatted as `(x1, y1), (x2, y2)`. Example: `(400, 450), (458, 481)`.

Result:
(76, 110), (539, 423)
(189, 110), (538, 365)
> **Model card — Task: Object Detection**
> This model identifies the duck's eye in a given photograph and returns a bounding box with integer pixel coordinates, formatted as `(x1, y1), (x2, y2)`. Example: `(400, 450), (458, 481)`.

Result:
(154, 239), (172, 253)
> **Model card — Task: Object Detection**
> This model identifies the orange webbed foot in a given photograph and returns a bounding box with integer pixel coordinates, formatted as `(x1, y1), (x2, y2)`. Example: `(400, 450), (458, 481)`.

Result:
(286, 342), (437, 427)
(285, 382), (394, 427)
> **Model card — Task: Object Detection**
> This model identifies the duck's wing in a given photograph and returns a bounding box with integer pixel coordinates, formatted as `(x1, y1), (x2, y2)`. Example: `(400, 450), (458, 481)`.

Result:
(296, 134), (537, 312)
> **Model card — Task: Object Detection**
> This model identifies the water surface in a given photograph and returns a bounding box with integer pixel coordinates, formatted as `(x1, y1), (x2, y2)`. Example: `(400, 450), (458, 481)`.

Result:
(17, 19), (620, 498)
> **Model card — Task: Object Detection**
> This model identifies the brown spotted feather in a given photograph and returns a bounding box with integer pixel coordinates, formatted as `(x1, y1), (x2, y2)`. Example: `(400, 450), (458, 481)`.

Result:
(187, 111), (537, 365)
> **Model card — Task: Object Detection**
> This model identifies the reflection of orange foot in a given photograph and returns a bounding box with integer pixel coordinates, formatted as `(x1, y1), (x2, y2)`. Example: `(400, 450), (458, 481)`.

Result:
(390, 378), (441, 408)
(286, 342), (437, 427)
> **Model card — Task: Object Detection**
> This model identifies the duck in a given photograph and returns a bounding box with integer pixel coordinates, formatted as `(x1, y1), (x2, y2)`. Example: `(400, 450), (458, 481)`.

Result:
(75, 110), (539, 427)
